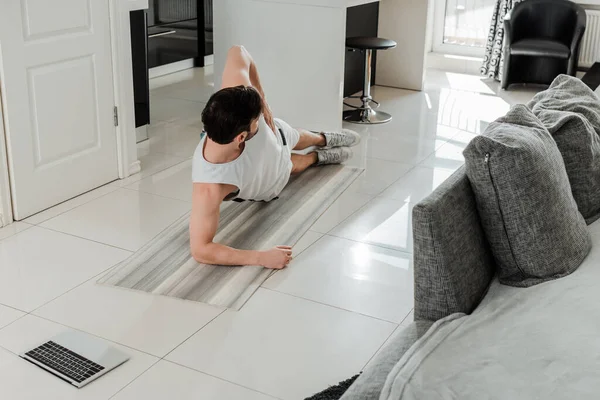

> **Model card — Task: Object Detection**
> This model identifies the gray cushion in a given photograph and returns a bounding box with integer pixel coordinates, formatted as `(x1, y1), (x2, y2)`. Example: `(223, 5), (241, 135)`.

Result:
(528, 74), (600, 224)
(340, 320), (433, 400)
(412, 166), (495, 322)
(463, 104), (591, 287)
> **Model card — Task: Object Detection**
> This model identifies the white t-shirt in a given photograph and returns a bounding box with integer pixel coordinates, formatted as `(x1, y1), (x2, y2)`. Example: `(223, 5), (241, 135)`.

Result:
(192, 116), (292, 201)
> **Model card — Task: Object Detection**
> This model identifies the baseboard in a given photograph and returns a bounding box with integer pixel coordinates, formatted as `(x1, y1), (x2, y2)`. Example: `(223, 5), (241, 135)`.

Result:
(149, 59), (195, 79)
(135, 125), (148, 143)
(427, 52), (483, 75)
(128, 160), (142, 176)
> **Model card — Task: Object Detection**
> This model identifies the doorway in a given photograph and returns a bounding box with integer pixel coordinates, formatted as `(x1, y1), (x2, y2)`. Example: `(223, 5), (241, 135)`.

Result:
(130, 0), (214, 184)
(0, 0), (121, 221)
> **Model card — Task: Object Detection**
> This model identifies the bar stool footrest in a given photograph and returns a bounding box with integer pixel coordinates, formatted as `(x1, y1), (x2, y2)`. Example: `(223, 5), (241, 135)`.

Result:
(343, 108), (392, 124)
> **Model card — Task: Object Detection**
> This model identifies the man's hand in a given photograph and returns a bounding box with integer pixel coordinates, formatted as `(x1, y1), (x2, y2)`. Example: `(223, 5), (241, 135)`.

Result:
(262, 100), (276, 133)
(259, 246), (293, 269)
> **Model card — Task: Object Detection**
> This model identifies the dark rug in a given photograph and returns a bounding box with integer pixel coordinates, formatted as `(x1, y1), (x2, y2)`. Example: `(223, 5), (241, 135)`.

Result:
(305, 375), (360, 400)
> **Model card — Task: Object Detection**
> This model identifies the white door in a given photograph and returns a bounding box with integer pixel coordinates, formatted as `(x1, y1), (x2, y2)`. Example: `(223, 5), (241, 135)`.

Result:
(0, 0), (119, 220)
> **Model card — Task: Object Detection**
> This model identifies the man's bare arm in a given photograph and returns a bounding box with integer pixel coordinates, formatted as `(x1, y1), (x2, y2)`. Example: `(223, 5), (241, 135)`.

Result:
(189, 183), (292, 269)
(221, 45), (275, 132)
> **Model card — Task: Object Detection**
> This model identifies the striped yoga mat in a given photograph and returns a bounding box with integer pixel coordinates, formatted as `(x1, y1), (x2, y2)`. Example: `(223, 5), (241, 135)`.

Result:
(98, 165), (362, 310)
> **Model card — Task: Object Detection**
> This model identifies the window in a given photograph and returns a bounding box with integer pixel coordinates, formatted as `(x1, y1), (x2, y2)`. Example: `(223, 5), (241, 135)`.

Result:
(433, 0), (496, 56)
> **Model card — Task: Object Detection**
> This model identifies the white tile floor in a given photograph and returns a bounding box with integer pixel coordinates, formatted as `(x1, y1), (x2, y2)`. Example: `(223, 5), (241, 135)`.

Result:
(0, 66), (538, 400)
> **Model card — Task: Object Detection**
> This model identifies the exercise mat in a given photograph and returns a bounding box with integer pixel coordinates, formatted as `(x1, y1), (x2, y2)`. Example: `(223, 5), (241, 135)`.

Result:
(98, 165), (362, 310)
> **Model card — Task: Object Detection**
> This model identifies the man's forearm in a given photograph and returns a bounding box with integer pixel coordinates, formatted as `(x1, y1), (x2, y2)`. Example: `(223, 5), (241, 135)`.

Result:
(248, 61), (266, 101)
(193, 241), (262, 267)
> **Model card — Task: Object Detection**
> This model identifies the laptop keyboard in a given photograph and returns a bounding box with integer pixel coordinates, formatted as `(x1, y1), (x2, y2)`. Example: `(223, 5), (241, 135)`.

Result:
(25, 341), (105, 383)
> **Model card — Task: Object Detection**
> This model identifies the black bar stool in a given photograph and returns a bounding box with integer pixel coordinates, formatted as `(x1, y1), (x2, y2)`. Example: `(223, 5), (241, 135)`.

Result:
(344, 37), (397, 124)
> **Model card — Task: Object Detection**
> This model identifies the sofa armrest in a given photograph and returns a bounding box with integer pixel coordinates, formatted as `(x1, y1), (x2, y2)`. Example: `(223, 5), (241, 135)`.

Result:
(568, 9), (587, 75)
(412, 167), (495, 321)
(503, 10), (514, 46)
(340, 321), (433, 400)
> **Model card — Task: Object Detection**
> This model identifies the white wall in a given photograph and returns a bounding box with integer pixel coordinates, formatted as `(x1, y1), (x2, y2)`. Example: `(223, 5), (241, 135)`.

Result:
(214, 0), (347, 131)
(425, 0), (435, 53)
(376, 0), (430, 91)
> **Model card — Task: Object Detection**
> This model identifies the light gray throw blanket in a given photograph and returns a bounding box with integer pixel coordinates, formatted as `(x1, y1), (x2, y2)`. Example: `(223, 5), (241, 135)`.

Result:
(527, 75), (600, 223)
(381, 221), (600, 399)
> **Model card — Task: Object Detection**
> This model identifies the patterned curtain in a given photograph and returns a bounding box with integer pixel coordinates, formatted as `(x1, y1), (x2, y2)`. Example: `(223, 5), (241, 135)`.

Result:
(480, 0), (525, 81)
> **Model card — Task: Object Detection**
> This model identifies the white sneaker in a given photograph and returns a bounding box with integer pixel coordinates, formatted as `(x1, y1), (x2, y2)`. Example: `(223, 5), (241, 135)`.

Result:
(322, 129), (361, 148)
(315, 147), (353, 166)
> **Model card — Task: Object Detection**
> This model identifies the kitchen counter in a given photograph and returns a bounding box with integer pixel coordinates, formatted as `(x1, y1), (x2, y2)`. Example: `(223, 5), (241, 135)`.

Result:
(214, 0), (429, 131)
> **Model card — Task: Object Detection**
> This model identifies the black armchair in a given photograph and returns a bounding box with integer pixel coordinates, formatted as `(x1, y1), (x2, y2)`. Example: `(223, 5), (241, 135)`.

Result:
(502, 0), (586, 90)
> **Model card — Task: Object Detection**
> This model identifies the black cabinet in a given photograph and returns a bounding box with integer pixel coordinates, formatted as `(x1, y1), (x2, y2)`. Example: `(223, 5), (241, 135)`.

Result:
(147, 0), (213, 69)
(130, 1), (213, 129)
(130, 10), (150, 128)
(344, 2), (379, 98)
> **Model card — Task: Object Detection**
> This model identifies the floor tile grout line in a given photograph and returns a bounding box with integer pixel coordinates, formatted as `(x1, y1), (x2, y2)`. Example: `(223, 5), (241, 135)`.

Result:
(320, 157), (447, 247)
(0, 223), (34, 243)
(297, 168), (371, 236)
(310, 162), (422, 237)
(118, 186), (193, 204)
(27, 258), (134, 318)
(0, 302), (30, 314)
(365, 138), (448, 166)
(0, 310), (160, 359)
(323, 230), (414, 255)
(309, 194), (373, 237)
(320, 233), (414, 257)
(399, 308), (415, 325)
(263, 231), (327, 286)
(162, 359), (284, 400)
(0, 312), (30, 335)
(365, 163), (421, 198)
(360, 324), (402, 371)
(259, 287), (402, 326)
(153, 93), (209, 105)
(139, 149), (191, 161)
(160, 309), (226, 361)
(111, 155), (192, 187)
(146, 117), (205, 133)
(107, 358), (162, 400)
(24, 185), (120, 226)
(29, 313), (161, 359)
(316, 155), (417, 236)
(360, 309), (415, 371)
(32, 224), (135, 253)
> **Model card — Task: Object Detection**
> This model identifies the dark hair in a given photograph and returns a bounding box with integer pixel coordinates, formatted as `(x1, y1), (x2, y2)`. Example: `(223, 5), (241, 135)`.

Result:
(201, 85), (263, 144)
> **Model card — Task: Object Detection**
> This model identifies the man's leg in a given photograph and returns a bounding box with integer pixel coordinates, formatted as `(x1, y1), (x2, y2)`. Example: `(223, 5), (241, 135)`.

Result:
(290, 147), (354, 175)
(293, 128), (361, 150)
(293, 129), (326, 151)
(290, 153), (318, 174)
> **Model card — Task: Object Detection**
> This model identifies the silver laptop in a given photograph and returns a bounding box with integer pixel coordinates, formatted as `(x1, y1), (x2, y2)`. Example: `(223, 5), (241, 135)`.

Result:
(20, 331), (129, 388)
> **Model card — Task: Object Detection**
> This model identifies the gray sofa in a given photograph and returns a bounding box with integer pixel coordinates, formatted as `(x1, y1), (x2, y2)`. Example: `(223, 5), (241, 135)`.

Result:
(341, 80), (600, 400)
(341, 166), (495, 400)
